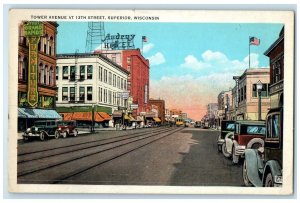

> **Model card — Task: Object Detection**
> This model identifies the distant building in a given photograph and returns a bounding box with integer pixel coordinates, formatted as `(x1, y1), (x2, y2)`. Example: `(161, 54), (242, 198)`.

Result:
(56, 53), (129, 127)
(231, 68), (270, 120)
(217, 90), (232, 127)
(149, 99), (166, 124)
(207, 103), (218, 127)
(264, 26), (284, 109)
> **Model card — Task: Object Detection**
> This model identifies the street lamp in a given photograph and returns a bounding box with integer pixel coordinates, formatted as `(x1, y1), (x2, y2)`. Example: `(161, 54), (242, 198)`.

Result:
(256, 80), (263, 121)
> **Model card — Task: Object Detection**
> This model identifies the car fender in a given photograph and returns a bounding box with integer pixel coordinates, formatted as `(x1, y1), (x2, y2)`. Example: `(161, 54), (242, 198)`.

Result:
(244, 149), (263, 187)
(225, 132), (234, 154)
(262, 160), (282, 185)
(247, 138), (264, 149)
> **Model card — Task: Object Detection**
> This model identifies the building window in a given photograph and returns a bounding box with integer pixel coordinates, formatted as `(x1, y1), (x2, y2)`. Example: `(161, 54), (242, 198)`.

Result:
(49, 67), (54, 86)
(56, 66), (59, 80)
(104, 69), (108, 83)
(62, 87), (68, 101)
(99, 66), (103, 82)
(63, 66), (68, 80)
(252, 84), (269, 97)
(70, 66), (76, 81)
(109, 72), (112, 85)
(244, 85), (247, 100)
(44, 65), (48, 84)
(117, 76), (120, 88)
(104, 89), (107, 103)
(70, 87), (75, 101)
(79, 87), (85, 101)
(240, 87), (244, 102)
(80, 65), (85, 80)
(49, 36), (53, 56)
(124, 80), (127, 90)
(87, 86), (93, 101)
(108, 90), (112, 104)
(56, 87), (58, 101)
(87, 65), (93, 79)
(127, 65), (131, 72)
(100, 88), (103, 102)
(113, 74), (116, 87)
(273, 60), (282, 83)
(252, 84), (257, 97)
(127, 57), (131, 63)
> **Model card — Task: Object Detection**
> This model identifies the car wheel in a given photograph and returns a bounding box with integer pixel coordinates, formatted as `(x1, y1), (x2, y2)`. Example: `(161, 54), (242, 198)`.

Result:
(222, 143), (231, 158)
(264, 173), (274, 187)
(40, 132), (45, 141)
(217, 144), (222, 152)
(54, 130), (60, 139)
(232, 146), (240, 164)
(243, 160), (253, 186)
(62, 131), (68, 138)
(73, 129), (78, 137)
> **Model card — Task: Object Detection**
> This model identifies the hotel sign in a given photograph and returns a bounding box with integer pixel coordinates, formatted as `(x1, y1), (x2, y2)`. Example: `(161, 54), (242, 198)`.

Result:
(24, 22), (43, 107)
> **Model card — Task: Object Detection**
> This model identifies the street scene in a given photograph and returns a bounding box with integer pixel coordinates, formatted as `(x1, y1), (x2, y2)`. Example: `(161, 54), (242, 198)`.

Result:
(17, 20), (284, 187)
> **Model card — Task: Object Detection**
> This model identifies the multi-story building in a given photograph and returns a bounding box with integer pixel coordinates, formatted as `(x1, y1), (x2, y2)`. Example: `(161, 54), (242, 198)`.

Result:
(56, 53), (129, 127)
(96, 49), (150, 117)
(149, 99), (166, 124)
(18, 21), (61, 131)
(232, 68), (270, 120)
(217, 90), (232, 127)
(264, 26), (284, 109)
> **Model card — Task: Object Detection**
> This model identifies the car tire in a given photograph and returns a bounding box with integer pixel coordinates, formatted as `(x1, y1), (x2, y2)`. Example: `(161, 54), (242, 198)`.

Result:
(73, 129), (78, 137)
(54, 130), (60, 139)
(40, 132), (45, 141)
(264, 173), (274, 187)
(222, 143), (231, 158)
(217, 144), (222, 152)
(243, 160), (253, 186)
(232, 146), (240, 164)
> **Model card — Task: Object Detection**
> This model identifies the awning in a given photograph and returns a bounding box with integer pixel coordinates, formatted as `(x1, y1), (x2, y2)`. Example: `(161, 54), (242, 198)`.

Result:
(18, 108), (61, 119)
(72, 112), (92, 121)
(137, 116), (144, 122)
(145, 112), (155, 118)
(124, 115), (130, 120)
(98, 112), (111, 120)
(61, 113), (73, 121)
(112, 110), (122, 118)
(94, 112), (105, 122)
(129, 115), (136, 122)
(153, 117), (161, 122)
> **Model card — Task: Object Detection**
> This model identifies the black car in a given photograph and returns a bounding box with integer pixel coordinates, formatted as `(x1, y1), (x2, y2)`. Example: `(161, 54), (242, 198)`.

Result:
(23, 120), (61, 141)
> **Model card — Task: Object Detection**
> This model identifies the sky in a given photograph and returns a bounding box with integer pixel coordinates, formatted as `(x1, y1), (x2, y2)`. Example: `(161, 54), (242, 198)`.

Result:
(57, 22), (283, 120)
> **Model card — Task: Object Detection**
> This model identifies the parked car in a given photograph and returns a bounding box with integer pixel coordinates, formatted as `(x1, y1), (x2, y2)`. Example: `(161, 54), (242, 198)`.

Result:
(223, 120), (266, 164)
(243, 107), (283, 187)
(57, 120), (78, 138)
(194, 121), (202, 128)
(23, 120), (61, 141)
(217, 120), (235, 153)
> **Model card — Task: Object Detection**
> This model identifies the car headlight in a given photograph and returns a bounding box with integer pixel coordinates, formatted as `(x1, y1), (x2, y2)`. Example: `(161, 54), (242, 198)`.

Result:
(58, 127), (61, 130)
(35, 127), (38, 131)
(26, 128), (31, 133)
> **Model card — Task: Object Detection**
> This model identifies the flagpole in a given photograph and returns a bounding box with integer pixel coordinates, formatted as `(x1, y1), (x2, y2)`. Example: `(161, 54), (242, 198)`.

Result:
(142, 38), (144, 55)
(249, 36), (251, 69)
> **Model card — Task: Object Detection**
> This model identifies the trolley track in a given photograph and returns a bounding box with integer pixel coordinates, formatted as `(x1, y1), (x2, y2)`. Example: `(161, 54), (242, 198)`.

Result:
(17, 127), (184, 183)
(18, 127), (172, 164)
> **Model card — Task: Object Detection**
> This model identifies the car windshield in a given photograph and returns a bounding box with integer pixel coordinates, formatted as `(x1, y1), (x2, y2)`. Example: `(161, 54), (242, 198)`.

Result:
(240, 125), (266, 135)
(226, 123), (235, 130)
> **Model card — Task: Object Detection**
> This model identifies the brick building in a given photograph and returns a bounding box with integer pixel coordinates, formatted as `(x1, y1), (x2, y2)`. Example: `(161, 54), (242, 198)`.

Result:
(264, 26), (284, 109)
(18, 22), (61, 131)
(96, 49), (150, 117)
(149, 99), (166, 124)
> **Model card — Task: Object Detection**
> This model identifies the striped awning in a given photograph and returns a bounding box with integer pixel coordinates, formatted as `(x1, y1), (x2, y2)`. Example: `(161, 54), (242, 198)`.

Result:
(98, 112), (111, 120)
(18, 108), (61, 119)
(72, 112), (92, 121)
(124, 115), (130, 120)
(60, 113), (73, 121)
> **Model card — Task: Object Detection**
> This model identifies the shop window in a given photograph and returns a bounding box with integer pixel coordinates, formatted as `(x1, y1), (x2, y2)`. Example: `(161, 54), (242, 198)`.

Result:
(70, 87), (75, 101)
(87, 87), (93, 101)
(62, 87), (68, 101)
(87, 65), (93, 79)
(63, 66), (68, 80)
(80, 65), (85, 80)
(79, 87), (85, 101)
(252, 84), (257, 97)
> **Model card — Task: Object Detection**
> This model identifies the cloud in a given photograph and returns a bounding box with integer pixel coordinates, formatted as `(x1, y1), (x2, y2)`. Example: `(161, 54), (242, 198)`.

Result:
(148, 52), (166, 66)
(180, 50), (262, 71)
(143, 43), (154, 53)
(180, 55), (211, 70)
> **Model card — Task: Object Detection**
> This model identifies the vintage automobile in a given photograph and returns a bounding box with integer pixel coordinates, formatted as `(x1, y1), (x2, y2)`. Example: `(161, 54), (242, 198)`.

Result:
(217, 120), (235, 153)
(194, 121), (202, 128)
(223, 120), (266, 164)
(57, 120), (78, 138)
(23, 120), (61, 141)
(243, 107), (283, 187)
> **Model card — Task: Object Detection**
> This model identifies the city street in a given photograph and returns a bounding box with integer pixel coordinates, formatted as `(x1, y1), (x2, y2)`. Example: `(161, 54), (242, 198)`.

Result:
(17, 126), (243, 186)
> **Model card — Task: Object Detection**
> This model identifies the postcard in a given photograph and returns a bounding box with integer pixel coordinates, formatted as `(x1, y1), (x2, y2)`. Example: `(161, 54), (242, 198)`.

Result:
(8, 9), (294, 195)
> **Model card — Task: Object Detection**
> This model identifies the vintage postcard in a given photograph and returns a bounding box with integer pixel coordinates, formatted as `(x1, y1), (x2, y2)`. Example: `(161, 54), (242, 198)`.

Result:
(8, 9), (294, 195)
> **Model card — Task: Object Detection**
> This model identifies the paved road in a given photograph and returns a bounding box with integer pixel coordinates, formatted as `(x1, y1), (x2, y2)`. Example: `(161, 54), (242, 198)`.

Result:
(17, 127), (244, 186)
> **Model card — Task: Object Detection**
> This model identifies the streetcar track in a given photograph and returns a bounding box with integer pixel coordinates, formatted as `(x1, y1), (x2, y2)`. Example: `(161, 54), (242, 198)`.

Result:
(18, 127), (170, 156)
(18, 127), (171, 164)
(17, 127), (184, 178)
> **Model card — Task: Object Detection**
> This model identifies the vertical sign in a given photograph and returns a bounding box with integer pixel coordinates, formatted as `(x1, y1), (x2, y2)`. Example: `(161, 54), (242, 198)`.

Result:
(24, 22), (43, 107)
(144, 85), (148, 104)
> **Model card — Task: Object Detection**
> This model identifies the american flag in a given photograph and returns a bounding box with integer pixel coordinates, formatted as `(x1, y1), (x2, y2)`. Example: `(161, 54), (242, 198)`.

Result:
(250, 37), (260, 45)
(142, 36), (147, 42)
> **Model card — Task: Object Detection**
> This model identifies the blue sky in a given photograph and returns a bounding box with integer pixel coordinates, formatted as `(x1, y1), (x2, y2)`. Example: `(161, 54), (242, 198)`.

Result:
(57, 22), (283, 119)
